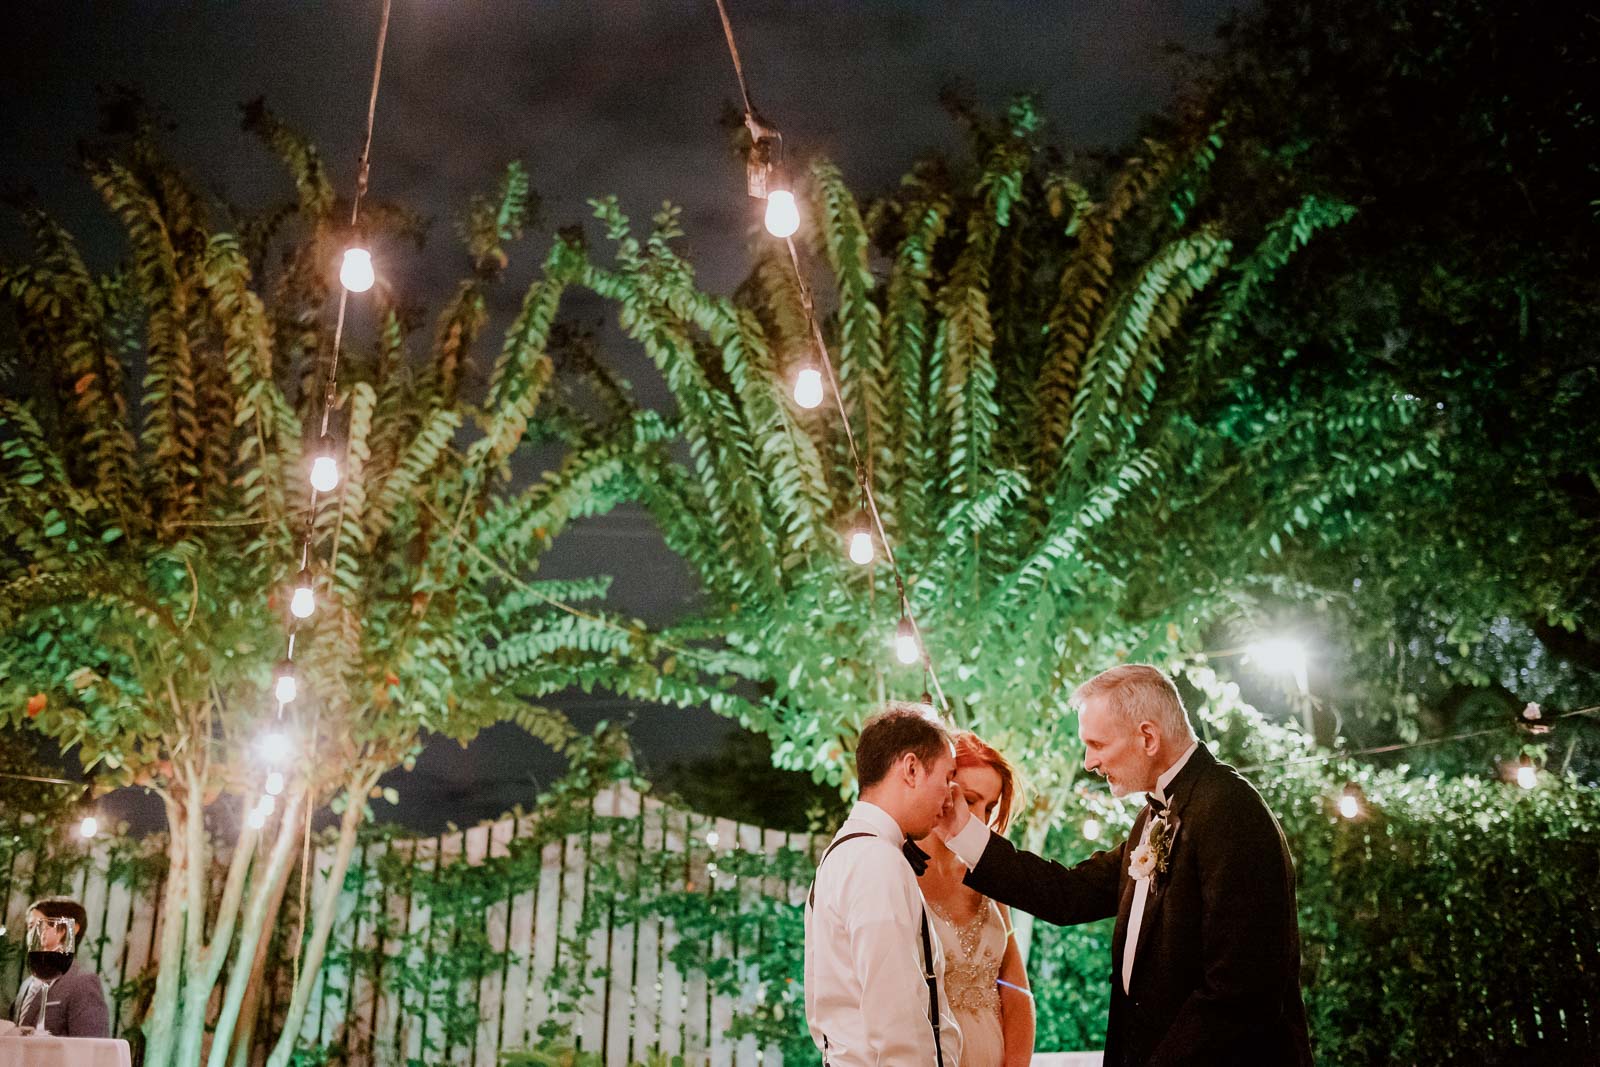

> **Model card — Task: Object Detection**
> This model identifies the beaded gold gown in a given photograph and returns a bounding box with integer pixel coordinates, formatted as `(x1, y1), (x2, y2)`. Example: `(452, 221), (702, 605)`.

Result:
(928, 897), (1007, 1067)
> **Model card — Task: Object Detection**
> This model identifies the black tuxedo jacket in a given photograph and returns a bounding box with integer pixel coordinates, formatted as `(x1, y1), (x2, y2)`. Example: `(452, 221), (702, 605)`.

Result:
(966, 744), (1313, 1066)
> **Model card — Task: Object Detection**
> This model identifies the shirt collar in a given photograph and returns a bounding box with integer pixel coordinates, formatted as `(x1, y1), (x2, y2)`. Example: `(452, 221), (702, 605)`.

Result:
(1151, 740), (1200, 805)
(850, 800), (907, 843)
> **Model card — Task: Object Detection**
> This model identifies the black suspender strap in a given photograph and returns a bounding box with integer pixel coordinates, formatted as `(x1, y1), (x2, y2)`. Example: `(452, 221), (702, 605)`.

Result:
(809, 830), (946, 1066)
(807, 832), (874, 908)
(922, 909), (946, 1067)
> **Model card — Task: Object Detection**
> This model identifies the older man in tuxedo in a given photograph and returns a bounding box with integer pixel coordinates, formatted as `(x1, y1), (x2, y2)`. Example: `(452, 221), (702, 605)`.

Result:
(936, 664), (1313, 1066)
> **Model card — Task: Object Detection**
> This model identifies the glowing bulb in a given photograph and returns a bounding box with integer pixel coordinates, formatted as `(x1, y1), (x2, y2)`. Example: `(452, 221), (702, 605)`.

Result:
(256, 793), (276, 817)
(895, 616), (920, 665)
(848, 529), (875, 566)
(706, 831), (719, 848)
(339, 247), (375, 293)
(1516, 760), (1537, 790)
(1338, 786), (1360, 820)
(258, 730), (293, 765)
(78, 816), (98, 839)
(764, 190), (799, 238)
(1245, 637), (1310, 693)
(793, 367), (824, 409)
(265, 771), (285, 797)
(273, 663), (298, 705)
(246, 807), (267, 830)
(310, 451), (340, 494)
(1082, 817), (1101, 840)
(289, 570), (315, 619)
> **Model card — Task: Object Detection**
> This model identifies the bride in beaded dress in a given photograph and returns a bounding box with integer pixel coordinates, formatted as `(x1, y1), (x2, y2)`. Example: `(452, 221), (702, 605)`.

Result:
(919, 732), (1035, 1067)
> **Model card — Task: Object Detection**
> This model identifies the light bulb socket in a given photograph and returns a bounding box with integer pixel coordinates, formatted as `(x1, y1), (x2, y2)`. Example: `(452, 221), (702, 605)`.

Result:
(744, 119), (783, 199)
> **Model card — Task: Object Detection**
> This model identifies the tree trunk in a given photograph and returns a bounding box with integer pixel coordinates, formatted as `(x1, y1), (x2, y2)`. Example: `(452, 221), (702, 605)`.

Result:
(225, 840), (296, 1067)
(142, 790), (194, 1067)
(174, 773), (217, 1066)
(265, 771), (376, 1067)
(208, 787), (306, 1067)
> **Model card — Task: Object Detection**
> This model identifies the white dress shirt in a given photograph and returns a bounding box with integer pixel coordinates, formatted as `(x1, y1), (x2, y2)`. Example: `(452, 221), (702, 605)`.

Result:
(946, 740), (1201, 994)
(804, 801), (963, 1067)
(1119, 740), (1197, 993)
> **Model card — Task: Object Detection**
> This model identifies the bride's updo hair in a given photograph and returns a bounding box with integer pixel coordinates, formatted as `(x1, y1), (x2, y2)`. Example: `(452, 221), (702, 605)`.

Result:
(954, 732), (1022, 833)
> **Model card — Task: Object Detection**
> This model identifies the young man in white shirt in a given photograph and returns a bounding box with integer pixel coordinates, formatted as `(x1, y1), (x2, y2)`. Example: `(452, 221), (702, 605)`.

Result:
(804, 702), (964, 1066)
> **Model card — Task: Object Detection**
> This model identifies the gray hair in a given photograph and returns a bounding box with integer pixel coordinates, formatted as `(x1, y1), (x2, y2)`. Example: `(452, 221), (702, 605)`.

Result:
(1072, 664), (1196, 741)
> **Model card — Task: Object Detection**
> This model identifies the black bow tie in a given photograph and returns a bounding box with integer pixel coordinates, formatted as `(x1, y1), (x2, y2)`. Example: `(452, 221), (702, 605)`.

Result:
(1147, 794), (1168, 817)
(903, 839), (930, 876)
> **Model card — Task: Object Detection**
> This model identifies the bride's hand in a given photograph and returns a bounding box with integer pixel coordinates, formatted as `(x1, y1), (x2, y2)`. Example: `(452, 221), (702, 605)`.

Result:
(934, 783), (972, 842)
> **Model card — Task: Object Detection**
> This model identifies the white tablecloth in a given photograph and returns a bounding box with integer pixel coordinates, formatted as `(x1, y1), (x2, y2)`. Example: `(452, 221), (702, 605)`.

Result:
(0, 1036), (132, 1067)
(1033, 1054), (1104, 1066)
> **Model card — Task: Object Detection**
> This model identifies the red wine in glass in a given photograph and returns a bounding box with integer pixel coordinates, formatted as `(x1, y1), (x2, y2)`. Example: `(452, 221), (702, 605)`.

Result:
(27, 950), (73, 980)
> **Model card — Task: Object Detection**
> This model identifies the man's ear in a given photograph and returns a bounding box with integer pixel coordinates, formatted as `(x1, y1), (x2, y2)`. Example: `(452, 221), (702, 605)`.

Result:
(1138, 721), (1161, 755)
(897, 750), (922, 787)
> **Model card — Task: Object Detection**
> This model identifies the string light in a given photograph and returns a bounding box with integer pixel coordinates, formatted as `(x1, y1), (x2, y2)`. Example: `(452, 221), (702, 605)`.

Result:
(309, 438), (341, 493)
(256, 793), (276, 818)
(764, 189), (800, 238)
(339, 247), (375, 293)
(257, 730), (293, 765)
(1337, 784), (1361, 819)
(713, 0), (949, 712)
(706, 830), (720, 848)
(1516, 756), (1537, 790)
(289, 570), (315, 620)
(1082, 817), (1102, 840)
(792, 366), (824, 409)
(272, 661), (298, 705)
(1244, 637), (1310, 693)
(848, 516), (875, 566)
(78, 815), (98, 839)
(262, 0), (391, 837)
(895, 615), (920, 665)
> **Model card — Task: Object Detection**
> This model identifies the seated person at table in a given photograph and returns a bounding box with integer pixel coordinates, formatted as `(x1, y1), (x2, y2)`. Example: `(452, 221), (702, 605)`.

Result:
(9, 896), (111, 1037)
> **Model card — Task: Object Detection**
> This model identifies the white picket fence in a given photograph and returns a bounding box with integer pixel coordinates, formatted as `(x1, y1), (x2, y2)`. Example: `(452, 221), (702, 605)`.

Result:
(1, 784), (823, 1066)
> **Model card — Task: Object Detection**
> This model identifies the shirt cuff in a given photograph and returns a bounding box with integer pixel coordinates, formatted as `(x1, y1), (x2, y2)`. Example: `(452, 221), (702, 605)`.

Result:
(946, 815), (991, 870)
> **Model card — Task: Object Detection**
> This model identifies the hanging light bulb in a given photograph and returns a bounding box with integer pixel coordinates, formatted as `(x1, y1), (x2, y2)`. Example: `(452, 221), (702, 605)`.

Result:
(895, 615), (920, 665)
(309, 439), (340, 494)
(1245, 637), (1311, 694)
(1337, 784), (1361, 820)
(289, 569), (315, 619)
(78, 815), (98, 839)
(265, 771), (286, 797)
(1516, 756), (1537, 790)
(848, 521), (875, 566)
(273, 661), (298, 705)
(793, 366), (824, 409)
(246, 806), (267, 831)
(1082, 817), (1102, 841)
(257, 730), (293, 765)
(339, 247), (375, 293)
(256, 793), (276, 818)
(764, 189), (800, 238)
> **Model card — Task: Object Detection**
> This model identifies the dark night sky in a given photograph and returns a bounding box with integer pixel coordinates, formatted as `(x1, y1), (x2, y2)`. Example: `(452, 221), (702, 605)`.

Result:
(2, 0), (1237, 832)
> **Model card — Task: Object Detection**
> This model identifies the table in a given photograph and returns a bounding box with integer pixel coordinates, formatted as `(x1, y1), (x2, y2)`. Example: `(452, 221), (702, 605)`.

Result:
(0, 1036), (132, 1067)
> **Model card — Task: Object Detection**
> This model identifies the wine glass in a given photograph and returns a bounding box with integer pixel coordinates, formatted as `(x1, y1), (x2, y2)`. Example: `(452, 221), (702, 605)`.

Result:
(22, 915), (77, 1035)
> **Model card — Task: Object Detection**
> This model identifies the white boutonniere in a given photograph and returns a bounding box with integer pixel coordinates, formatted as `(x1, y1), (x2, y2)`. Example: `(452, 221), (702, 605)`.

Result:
(1128, 813), (1179, 882)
